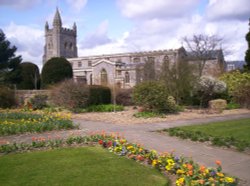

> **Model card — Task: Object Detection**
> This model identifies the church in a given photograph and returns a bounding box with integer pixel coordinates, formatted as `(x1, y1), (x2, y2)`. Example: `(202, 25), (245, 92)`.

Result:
(43, 9), (225, 88)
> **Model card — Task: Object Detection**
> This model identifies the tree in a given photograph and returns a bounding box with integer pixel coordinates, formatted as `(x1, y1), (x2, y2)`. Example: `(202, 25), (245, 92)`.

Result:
(41, 57), (73, 87)
(143, 58), (156, 81)
(18, 62), (40, 90)
(0, 29), (22, 85)
(183, 34), (222, 77)
(159, 55), (197, 104)
(244, 19), (250, 71)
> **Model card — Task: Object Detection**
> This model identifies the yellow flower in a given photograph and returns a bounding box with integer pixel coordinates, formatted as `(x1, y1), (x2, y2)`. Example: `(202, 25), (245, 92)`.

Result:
(225, 177), (235, 183)
(217, 172), (224, 177)
(152, 160), (158, 166)
(176, 177), (185, 186)
(176, 169), (185, 174)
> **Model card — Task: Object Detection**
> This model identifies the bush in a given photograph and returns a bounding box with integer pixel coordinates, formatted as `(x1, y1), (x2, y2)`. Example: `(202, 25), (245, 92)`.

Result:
(0, 85), (16, 108)
(88, 85), (111, 105)
(116, 88), (133, 106)
(18, 62), (40, 90)
(30, 94), (48, 110)
(196, 76), (227, 107)
(86, 104), (124, 112)
(50, 79), (89, 110)
(41, 57), (73, 88)
(220, 71), (250, 108)
(133, 81), (178, 113)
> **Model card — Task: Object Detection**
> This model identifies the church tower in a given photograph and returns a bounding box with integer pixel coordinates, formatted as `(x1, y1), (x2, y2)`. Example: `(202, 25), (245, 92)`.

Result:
(43, 8), (78, 64)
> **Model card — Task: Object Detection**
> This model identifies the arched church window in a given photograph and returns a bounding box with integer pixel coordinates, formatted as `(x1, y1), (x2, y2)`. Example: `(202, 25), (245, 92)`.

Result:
(100, 69), (108, 85)
(125, 71), (130, 83)
(64, 42), (68, 49)
(69, 43), (73, 50)
(133, 57), (140, 63)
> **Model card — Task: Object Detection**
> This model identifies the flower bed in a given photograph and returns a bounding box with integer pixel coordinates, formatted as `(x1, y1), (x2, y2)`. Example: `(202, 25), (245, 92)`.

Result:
(0, 111), (75, 136)
(0, 132), (237, 186)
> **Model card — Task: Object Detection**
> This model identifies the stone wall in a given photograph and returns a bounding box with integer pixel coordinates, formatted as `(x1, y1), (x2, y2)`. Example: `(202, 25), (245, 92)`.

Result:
(15, 90), (51, 105)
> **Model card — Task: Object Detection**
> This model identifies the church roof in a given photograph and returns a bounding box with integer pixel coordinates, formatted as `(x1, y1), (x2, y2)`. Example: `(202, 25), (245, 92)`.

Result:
(53, 8), (62, 27)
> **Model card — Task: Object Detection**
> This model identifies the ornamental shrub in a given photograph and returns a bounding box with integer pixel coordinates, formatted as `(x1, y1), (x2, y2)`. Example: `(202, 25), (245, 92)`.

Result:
(133, 81), (178, 113)
(50, 79), (89, 110)
(88, 85), (111, 105)
(196, 76), (227, 107)
(220, 71), (250, 108)
(41, 57), (73, 88)
(116, 88), (133, 106)
(30, 94), (48, 110)
(0, 85), (16, 108)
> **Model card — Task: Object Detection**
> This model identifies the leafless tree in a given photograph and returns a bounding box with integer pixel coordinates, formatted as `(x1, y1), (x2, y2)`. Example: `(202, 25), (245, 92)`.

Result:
(183, 34), (223, 77)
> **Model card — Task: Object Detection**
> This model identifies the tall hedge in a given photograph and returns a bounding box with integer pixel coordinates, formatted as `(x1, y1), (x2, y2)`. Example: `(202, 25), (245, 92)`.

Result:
(18, 62), (40, 90)
(88, 85), (111, 105)
(41, 57), (73, 88)
(0, 85), (16, 108)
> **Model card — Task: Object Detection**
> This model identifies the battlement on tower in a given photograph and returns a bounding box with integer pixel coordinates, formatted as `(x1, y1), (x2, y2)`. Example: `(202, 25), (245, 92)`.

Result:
(61, 27), (76, 36)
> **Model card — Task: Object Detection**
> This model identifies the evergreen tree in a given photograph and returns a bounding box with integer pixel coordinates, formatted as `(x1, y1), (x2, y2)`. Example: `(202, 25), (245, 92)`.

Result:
(244, 19), (250, 71)
(0, 29), (22, 85)
(19, 62), (40, 89)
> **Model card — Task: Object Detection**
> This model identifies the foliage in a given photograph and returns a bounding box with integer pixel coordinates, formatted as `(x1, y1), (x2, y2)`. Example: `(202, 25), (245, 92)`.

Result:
(41, 57), (73, 87)
(18, 62), (40, 89)
(51, 79), (89, 110)
(143, 58), (156, 81)
(196, 76), (227, 107)
(133, 81), (178, 113)
(220, 71), (250, 108)
(159, 56), (197, 105)
(0, 85), (16, 108)
(244, 25), (250, 71)
(163, 118), (250, 151)
(116, 88), (133, 106)
(30, 94), (48, 110)
(183, 34), (223, 77)
(0, 111), (75, 136)
(226, 102), (241, 110)
(86, 104), (124, 112)
(0, 133), (237, 186)
(88, 85), (111, 105)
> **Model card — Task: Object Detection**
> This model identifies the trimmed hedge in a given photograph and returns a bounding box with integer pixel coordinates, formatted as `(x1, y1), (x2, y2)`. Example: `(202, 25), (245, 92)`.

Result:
(0, 85), (16, 108)
(41, 57), (73, 87)
(88, 85), (111, 105)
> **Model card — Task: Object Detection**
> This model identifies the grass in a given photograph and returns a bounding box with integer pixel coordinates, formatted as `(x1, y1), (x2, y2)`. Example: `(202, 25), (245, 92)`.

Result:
(163, 118), (250, 151)
(0, 147), (169, 186)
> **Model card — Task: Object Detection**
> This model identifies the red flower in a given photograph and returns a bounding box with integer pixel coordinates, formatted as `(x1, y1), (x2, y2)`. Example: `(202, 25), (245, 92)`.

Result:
(216, 160), (221, 166)
(98, 140), (103, 145)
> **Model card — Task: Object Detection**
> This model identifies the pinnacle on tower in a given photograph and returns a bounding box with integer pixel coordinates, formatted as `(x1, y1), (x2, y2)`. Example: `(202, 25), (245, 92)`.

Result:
(73, 22), (77, 32)
(45, 21), (49, 30)
(53, 7), (62, 27)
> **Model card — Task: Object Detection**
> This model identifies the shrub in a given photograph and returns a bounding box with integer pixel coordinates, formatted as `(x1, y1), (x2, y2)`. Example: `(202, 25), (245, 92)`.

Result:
(116, 88), (133, 106)
(18, 62), (40, 90)
(86, 104), (124, 112)
(220, 71), (250, 108)
(0, 85), (16, 108)
(41, 57), (73, 88)
(88, 85), (111, 105)
(196, 76), (227, 107)
(133, 81), (178, 113)
(30, 94), (48, 110)
(50, 79), (89, 110)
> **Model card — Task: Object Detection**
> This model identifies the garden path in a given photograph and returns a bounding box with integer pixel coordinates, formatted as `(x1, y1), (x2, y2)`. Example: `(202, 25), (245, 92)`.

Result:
(1, 113), (249, 185)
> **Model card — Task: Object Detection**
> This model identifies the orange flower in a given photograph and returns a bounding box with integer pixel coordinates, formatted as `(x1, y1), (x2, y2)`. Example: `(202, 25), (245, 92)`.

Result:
(187, 164), (193, 170)
(199, 179), (205, 185)
(200, 165), (206, 172)
(216, 160), (221, 166)
(188, 170), (193, 176)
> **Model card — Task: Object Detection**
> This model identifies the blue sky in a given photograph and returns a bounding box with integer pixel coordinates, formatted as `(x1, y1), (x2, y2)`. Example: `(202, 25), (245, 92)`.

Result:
(0, 0), (249, 69)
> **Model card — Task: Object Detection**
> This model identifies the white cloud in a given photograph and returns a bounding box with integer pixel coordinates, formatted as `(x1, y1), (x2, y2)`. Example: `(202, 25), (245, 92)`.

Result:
(66, 0), (87, 12)
(3, 22), (44, 70)
(206, 0), (250, 21)
(117, 0), (199, 20)
(80, 20), (112, 49)
(0, 0), (41, 10)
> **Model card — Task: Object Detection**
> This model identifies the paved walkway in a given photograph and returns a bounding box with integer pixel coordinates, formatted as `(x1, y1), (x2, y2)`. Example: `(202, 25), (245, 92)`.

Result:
(1, 113), (250, 185)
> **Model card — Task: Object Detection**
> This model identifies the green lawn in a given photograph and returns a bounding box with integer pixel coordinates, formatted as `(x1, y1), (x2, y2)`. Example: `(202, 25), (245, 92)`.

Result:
(0, 147), (169, 186)
(163, 118), (250, 151)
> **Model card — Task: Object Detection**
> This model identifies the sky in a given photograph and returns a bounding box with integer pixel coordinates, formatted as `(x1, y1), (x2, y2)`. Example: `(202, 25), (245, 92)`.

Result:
(0, 0), (249, 70)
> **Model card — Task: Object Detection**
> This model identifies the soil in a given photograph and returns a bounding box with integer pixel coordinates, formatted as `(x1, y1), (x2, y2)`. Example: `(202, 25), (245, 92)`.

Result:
(72, 107), (250, 124)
